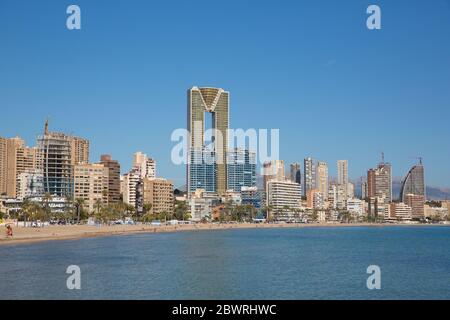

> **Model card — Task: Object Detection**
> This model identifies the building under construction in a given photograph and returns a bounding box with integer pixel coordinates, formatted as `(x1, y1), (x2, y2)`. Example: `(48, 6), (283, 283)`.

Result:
(36, 121), (89, 197)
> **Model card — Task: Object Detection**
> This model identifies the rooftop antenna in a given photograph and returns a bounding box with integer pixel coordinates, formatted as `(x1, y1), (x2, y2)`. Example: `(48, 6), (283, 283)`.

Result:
(410, 156), (423, 165)
(381, 151), (385, 164)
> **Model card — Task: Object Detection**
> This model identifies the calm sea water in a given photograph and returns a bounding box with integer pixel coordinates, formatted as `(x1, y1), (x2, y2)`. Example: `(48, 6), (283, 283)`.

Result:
(0, 226), (449, 300)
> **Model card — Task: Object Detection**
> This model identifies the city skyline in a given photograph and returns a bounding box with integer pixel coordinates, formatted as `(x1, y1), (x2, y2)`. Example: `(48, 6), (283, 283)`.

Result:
(1, 1), (450, 188)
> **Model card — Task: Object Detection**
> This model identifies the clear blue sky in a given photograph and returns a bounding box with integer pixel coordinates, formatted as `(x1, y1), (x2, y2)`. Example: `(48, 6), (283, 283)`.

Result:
(1, 0), (450, 188)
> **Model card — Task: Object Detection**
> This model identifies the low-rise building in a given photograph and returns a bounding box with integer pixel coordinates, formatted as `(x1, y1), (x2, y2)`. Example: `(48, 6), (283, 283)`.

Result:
(188, 189), (220, 221)
(424, 205), (448, 220)
(347, 198), (363, 216)
(389, 202), (412, 221)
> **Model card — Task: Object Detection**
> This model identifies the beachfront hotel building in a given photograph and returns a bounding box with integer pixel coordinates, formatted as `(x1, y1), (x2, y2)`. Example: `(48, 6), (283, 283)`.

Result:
(227, 148), (256, 192)
(187, 87), (229, 197)
(100, 155), (121, 204)
(266, 180), (302, 214)
(388, 202), (412, 221)
(74, 163), (109, 213)
(143, 178), (174, 215)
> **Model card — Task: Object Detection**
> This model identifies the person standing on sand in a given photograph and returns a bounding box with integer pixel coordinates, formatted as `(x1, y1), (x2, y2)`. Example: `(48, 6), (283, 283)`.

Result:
(6, 224), (13, 238)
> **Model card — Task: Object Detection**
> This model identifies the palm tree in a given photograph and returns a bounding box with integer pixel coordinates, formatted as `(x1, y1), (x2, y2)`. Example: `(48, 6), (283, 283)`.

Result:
(27, 202), (44, 226)
(262, 205), (274, 222)
(140, 203), (153, 223)
(94, 198), (103, 216)
(64, 195), (75, 222)
(74, 198), (86, 224)
(42, 193), (52, 215)
(174, 200), (188, 221)
(21, 199), (32, 227)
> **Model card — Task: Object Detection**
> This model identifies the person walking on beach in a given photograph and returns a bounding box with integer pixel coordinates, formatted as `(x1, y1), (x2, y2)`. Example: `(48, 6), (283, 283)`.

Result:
(6, 224), (13, 238)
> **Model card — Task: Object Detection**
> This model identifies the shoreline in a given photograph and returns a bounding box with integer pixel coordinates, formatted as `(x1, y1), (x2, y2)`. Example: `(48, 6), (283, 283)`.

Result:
(1, 222), (449, 247)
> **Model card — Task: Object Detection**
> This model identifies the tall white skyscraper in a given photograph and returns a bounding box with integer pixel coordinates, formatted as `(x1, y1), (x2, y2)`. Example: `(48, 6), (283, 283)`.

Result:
(316, 161), (328, 201)
(337, 160), (348, 199)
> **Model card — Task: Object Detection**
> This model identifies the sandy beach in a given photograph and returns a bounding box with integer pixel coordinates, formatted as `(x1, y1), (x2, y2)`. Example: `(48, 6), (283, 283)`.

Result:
(0, 222), (447, 246)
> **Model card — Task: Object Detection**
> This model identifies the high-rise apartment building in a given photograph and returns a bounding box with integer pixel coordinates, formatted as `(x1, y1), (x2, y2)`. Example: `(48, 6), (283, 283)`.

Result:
(347, 182), (355, 199)
(290, 163), (301, 185)
(303, 157), (316, 197)
(133, 151), (156, 179)
(187, 87), (229, 196)
(0, 137), (7, 195)
(361, 180), (368, 199)
(123, 167), (141, 208)
(100, 155), (121, 204)
(227, 148), (256, 192)
(263, 160), (285, 192)
(337, 160), (348, 199)
(0, 136), (39, 198)
(367, 161), (392, 203)
(70, 137), (90, 165)
(143, 178), (174, 215)
(316, 161), (328, 201)
(74, 163), (109, 213)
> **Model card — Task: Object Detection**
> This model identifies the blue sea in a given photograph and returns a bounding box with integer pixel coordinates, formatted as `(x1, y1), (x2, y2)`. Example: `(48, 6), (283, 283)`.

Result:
(0, 226), (449, 300)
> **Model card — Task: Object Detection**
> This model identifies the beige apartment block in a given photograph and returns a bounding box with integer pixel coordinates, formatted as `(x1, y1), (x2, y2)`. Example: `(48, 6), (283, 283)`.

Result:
(316, 161), (328, 201)
(0, 137), (7, 195)
(71, 136), (90, 165)
(143, 178), (174, 215)
(100, 155), (121, 204)
(0, 136), (39, 198)
(74, 163), (109, 213)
